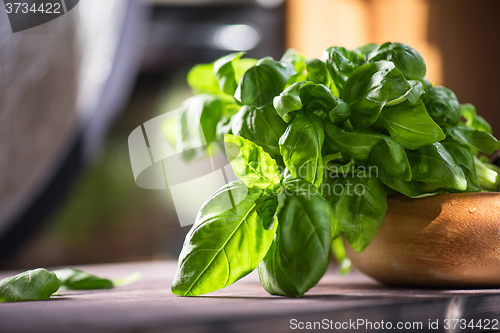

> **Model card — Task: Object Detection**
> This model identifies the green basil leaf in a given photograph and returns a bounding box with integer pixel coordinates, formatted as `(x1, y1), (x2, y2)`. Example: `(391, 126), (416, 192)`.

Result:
(329, 176), (387, 252)
(0, 268), (60, 302)
(258, 190), (334, 297)
(354, 43), (379, 61)
(343, 61), (411, 129)
(279, 114), (325, 187)
(273, 82), (303, 123)
(214, 52), (245, 96)
(407, 142), (467, 190)
(230, 105), (288, 161)
(187, 63), (222, 95)
(225, 134), (281, 189)
(374, 100), (445, 150)
(379, 177), (438, 198)
(441, 138), (480, 192)
(53, 268), (113, 290)
(368, 42), (426, 79)
(421, 86), (461, 127)
(407, 80), (425, 104)
(235, 57), (296, 107)
(447, 126), (499, 155)
(171, 181), (276, 296)
(256, 189), (279, 230)
(177, 95), (223, 160)
(281, 48), (307, 74)
(321, 46), (362, 93)
(305, 58), (339, 97)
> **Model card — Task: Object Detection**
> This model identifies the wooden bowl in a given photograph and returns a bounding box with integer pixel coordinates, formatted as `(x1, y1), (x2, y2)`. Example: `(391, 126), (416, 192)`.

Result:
(346, 192), (500, 288)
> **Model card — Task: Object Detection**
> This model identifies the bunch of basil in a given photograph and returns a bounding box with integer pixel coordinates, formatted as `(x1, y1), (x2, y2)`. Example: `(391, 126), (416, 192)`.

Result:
(171, 42), (500, 298)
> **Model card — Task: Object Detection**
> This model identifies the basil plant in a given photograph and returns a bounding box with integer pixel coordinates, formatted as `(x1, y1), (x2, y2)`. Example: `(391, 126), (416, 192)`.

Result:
(170, 43), (500, 297)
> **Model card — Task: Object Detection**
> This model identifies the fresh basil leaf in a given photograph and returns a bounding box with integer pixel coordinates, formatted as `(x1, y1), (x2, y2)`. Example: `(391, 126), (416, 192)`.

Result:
(256, 189), (279, 230)
(441, 139), (481, 192)
(380, 177), (438, 198)
(343, 61), (411, 129)
(305, 58), (339, 97)
(407, 142), (467, 190)
(368, 42), (426, 79)
(0, 268), (60, 302)
(187, 63), (222, 95)
(214, 52), (246, 96)
(258, 190), (334, 297)
(421, 86), (461, 127)
(171, 181), (276, 296)
(374, 100), (445, 150)
(447, 125), (499, 155)
(225, 134), (281, 189)
(329, 176), (387, 252)
(322, 46), (362, 93)
(54, 268), (113, 290)
(230, 105), (288, 162)
(235, 57), (296, 107)
(407, 80), (425, 104)
(281, 49), (307, 75)
(354, 43), (379, 61)
(325, 124), (411, 181)
(273, 82), (303, 123)
(177, 95), (223, 160)
(279, 114), (325, 187)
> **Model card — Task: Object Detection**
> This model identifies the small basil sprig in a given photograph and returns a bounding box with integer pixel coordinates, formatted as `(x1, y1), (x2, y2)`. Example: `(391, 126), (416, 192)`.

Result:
(53, 268), (113, 290)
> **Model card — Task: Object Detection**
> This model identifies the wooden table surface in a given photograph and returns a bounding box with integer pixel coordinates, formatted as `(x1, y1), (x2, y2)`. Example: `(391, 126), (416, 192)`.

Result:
(1, 261), (500, 333)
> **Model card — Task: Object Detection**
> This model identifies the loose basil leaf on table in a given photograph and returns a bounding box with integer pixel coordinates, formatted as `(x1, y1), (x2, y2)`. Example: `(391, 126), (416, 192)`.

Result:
(53, 268), (113, 290)
(343, 60), (411, 129)
(0, 268), (60, 302)
(327, 175), (388, 253)
(230, 104), (288, 162)
(235, 57), (296, 107)
(406, 142), (467, 191)
(446, 126), (499, 155)
(368, 42), (426, 79)
(373, 100), (445, 150)
(258, 188), (335, 298)
(172, 181), (277, 296)
(279, 114), (325, 187)
(177, 94), (223, 160)
(421, 86), (461, 127)
(225, 134), (281, 189)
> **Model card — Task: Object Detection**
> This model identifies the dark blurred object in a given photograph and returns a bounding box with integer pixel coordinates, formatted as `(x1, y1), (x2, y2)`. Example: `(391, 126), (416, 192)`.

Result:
(142, 0), (286, 72)
(0, 0), (147, 267)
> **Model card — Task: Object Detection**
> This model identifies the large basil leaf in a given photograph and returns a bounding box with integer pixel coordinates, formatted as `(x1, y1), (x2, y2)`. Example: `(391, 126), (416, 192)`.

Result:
(171, 182), (276, 296)
(325, 124), (411, 182)
(187, 63), (222, 95)
(54, 268), (113, 290)
(421, 86), (461, 127)
(258, 190), (334, 297)
(0, 269), (60, 302)
(305, 58), (339, 97)
(374, 100), (445, 150)
(235, 57), (295, 107)
(177, 95), (223, 160)
(407, 142), (467, 190)
(368, 42), (426, 79)
(273, 82), (303, 122)
(225, 134), (281, 189)
(230, 105), (288, 161)
(446, 126), (499, 155)
(343, 61), (411, 129)
(329, 176), (387, 252)
(279, 114), (325, 187)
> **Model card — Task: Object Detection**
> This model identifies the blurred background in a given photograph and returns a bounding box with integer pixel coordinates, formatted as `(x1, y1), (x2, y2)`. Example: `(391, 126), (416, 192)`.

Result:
(1, 0), (499, 269)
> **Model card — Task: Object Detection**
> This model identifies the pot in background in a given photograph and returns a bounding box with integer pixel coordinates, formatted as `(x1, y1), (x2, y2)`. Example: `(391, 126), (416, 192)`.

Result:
(346, 192), (500, 288)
